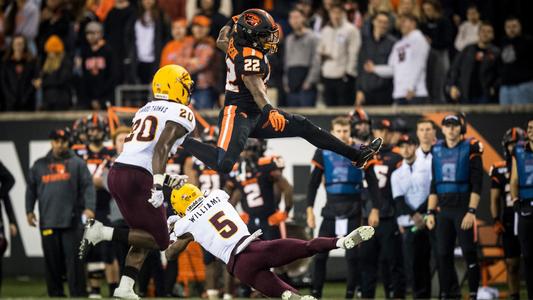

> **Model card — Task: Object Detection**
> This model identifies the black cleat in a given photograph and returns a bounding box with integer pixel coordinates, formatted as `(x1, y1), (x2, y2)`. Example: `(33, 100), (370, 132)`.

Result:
(78, 218), (95, 260)
(354, 137), (383, 168)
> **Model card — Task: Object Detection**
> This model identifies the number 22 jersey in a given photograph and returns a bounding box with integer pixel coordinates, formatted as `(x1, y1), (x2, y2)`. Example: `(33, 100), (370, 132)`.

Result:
(171, 189), (251, 264)
(116, 100), (196, 174)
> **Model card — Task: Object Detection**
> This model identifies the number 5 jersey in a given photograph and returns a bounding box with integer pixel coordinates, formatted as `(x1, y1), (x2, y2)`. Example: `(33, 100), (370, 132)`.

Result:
(116, 100), (196, 173)
(170, 189), (252, 264)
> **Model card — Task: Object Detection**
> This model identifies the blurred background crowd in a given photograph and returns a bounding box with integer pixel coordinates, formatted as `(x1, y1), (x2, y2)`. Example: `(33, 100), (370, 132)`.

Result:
(0, 0), (532, 112)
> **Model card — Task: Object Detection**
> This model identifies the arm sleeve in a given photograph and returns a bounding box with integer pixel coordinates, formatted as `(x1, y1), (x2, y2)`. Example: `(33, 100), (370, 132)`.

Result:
(0, 161), (15, 198)
(306, 167), (323, 208)
(430, 158), (437, 194)
(25, 165), (38, 214)
(469, 141), (484, 195)
(365, 165), (382, 209)
(405, 37), (430, 91)
(346, 27), (361, 77)
(307, 149), (324, 207)
(304, 35), (321, 86)
(79, 161), (96, 211)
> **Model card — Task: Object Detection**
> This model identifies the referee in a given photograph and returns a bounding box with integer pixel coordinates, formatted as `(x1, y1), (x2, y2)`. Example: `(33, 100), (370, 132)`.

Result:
(426, 114), (483, 300)
(510, 118), (533, 299)
(391, 134), (432, 298)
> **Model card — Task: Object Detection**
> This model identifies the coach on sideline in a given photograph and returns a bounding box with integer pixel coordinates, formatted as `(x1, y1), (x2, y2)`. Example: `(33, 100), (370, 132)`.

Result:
(26, 128), (96, 297)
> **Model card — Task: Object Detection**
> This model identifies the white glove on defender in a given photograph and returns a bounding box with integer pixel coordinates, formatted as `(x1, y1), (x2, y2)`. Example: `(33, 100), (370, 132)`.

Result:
(148, 188), (164, 208)
(167, 215), (181, 232)
(164, 174), (188, 189)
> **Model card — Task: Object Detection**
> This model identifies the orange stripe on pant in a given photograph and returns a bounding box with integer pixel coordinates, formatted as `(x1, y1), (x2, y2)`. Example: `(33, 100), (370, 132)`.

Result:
(217, 106), (236, 151)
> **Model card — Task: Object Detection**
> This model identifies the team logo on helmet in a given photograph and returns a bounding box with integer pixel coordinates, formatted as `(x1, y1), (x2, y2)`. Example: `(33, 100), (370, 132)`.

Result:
(244, 13), (262, 27)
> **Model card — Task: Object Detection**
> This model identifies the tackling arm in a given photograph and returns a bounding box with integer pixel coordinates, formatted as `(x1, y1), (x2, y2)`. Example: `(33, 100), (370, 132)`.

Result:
(272, 170), (293, 213)
(153, 122), (188, 176)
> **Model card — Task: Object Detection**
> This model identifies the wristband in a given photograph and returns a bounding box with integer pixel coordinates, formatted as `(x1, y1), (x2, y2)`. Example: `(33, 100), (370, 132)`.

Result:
(427, 209), (436, 215)
(467, 207), (476, 214)
(153, 174), (165, 187)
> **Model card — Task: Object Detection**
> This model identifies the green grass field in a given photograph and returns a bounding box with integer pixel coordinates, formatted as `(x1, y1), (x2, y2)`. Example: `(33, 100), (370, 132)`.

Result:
(1, 277), (528, 299)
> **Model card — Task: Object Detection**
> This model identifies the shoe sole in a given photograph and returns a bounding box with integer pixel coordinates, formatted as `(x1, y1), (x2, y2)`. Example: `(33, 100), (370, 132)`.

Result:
(78, 219), (95, 260)
(344, 226), (375, 249)
(355, 138), (383, 168)
(113, 290), (140, 300)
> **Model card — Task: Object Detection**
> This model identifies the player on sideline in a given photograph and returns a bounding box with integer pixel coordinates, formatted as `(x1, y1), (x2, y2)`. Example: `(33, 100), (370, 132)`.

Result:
(182, 8), (382, 174)
(79, 64), (196, 300)
(164, 183), (375, 300)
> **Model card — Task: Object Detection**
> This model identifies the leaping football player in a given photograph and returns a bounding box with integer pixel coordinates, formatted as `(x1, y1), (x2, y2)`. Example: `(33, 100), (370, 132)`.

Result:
(79, 65), (196, 300)
(165, 183), (376, 300)
(182, 9), (382, 174)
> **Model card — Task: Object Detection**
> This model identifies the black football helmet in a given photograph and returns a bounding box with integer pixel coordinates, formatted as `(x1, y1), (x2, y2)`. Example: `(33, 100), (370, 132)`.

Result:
(349, 108), (372, 140)
(87, 113), (109, 143)
(233, 8), (280, 54)
(502, 127), (525, 159)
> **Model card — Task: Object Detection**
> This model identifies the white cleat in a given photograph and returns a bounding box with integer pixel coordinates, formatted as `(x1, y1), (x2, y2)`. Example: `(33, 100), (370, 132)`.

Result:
(282, 290), (317, 300)
(339, 226), (375, 249)
(113, 287), (140, 300)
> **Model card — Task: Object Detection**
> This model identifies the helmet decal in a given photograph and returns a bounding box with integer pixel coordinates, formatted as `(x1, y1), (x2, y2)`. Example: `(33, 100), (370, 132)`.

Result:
(244, 13), (262, 27)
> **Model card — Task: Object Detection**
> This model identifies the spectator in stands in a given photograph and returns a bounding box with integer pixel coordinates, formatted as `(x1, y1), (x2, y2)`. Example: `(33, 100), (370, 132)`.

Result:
(78, 21), (116, 109)
(0, 161), (17, 296)
(126, 0), (170, 84)
(104, 0), (137, 85)
(420, 0), (453, 103)
(37, 0), (72, 57)
(3, 0), (39, 53)
(309, 0), (335, 34)
(196, 0), (229, 40)
(26, 129), (95, 297)
(284, 8), (320, 107)
(454, 5), (481, 52)
(0, 35), (39, 111)
(449, 23), (499, 104)
(318, 3), (361, 106)
(396, 0), (421, 24)
(158, 0), (187, 21)
(362, 0), (396, 38)
(184, 15), (217, 109)
(72, 0), (99, 53)
(160, 18), (190, 67)
(364, 14), (429, 105)
(499, 17), (533, 105)
(356, 12), (396, 106)
(37, 35), (73, 110)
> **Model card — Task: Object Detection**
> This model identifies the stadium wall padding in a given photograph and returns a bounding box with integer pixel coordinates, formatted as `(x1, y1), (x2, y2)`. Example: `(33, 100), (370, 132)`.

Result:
(0, 112), (531, 277)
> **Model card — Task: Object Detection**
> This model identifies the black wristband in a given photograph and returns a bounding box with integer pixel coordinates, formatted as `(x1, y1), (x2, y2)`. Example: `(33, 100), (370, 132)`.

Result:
(468, 207), (476, 214)
(262, 103), (273, 115)
(427, 209), (436, 215)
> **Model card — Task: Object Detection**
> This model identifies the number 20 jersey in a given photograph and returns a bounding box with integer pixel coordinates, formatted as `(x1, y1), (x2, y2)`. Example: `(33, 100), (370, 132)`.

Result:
(116, 100), (196, 174)
(171, 189), (251, 264)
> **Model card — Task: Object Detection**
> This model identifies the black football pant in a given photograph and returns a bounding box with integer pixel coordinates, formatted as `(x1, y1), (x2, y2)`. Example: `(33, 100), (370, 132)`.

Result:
(182, 105), (363, 174)
(247, 215), (281, 241)
(359, 217), (405, 299)
(402, 227), (431, 298)
(518, 214), (533, 299)
(435, 209), (480, 299)
(311, 215), (361, 299)
(41, 225), (87, 297)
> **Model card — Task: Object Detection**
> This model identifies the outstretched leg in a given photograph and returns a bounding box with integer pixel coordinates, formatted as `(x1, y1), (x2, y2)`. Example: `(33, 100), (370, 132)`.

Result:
(182, 105), (259, 173)
(252, 111), (381, 166)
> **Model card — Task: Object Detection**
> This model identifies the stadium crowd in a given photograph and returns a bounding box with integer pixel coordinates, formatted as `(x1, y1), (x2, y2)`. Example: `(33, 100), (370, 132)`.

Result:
(1, 0), (533, 111)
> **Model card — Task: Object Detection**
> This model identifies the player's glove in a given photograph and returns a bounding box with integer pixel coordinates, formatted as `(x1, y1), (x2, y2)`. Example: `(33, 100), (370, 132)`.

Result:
(148, 174), (165, 208)
(164, 174), (188, 189)
(167, 215), (181, 232)
(240, 212), (250, 224)
(262, 104), (286, 132)
(268, 210), (288, 226)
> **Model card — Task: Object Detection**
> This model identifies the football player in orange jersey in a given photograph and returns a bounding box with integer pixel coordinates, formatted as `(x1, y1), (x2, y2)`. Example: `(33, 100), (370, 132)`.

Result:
(182, 9), (382, 175)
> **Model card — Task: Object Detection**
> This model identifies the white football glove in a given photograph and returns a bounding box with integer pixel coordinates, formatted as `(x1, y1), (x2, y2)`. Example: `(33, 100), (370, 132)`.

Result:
(148, 188), (164, 208)
(167, 215), (181, 232)
(164, 174), (188, 189)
